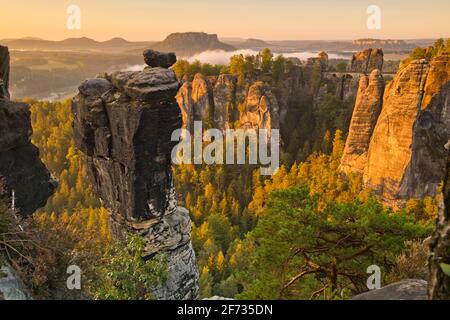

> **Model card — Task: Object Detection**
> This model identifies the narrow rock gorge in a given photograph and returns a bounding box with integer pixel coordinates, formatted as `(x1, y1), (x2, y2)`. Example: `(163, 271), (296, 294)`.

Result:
(0, 45), (56, 216)
(72, 50), (199, 300)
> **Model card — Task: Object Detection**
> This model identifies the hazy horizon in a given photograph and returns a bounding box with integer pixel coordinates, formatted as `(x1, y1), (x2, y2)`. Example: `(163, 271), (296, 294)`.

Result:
(1, 0), (449, 41)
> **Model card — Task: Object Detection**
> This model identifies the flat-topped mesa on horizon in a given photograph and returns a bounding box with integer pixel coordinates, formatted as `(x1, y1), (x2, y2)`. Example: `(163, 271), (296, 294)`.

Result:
(72, 50), (199, 300)
(0, 45), (56, 216)
(151, 32), (235, 57)
(347, 48), (384, 73)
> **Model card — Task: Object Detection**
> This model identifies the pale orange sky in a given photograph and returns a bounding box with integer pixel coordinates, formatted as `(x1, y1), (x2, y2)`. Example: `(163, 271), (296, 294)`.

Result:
(0, 0), (449, 41)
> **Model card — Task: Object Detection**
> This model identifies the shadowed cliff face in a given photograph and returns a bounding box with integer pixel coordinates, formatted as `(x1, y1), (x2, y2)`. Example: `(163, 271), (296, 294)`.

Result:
(72, 52), (199, 300)
(429, 144), (450, 299)
(0, 46), (56, 216)
(0, 46), (9, 99)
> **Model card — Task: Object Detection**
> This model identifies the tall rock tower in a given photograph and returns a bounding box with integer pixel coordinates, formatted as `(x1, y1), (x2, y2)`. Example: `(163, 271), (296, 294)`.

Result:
(72, 50), (199, 299)
(340, 69), (385, 174)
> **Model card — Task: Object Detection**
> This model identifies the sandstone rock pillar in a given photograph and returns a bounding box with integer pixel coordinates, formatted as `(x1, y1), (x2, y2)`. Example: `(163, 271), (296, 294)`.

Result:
(340, 69), (384, 174)
(72, 51), (199, 299)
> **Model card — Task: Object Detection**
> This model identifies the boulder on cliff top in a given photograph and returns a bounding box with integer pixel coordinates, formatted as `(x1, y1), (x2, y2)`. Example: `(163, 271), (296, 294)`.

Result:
(143, 49), (177, 68)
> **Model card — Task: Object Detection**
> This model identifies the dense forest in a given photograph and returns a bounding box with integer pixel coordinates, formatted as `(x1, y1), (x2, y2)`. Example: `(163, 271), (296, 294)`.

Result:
(12, 44), (445, 299)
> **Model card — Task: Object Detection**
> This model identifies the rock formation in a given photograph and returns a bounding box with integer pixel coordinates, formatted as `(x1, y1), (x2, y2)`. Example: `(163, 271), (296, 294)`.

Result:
(428, 132), (450, 299)
(340, 52), (450, 207)
(143, 49), (177, 69)
(213, 74), (237, 131)
(0, 264), (30, 300)
(364, 55), (450, 205)
(348, 48), (384, 73)
(177, 74), (279, 133)
(321, 73), (360, 102)
(72, 51), (199, 299)
(240, 81), (280, 133)
(352, 279), (428, 300)
(0, 46), (56, 216)
(307, 51), (329, 72)
(0, 46), (9, 99)
(340, 70), (384, 174)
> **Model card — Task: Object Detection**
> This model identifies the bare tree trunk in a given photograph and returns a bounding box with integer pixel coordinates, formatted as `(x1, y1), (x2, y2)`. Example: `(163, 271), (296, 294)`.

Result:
(428, 147), (450, 299)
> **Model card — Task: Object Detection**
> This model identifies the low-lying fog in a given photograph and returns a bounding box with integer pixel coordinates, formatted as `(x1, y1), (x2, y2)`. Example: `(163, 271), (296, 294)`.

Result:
(121, 49), (350, 71)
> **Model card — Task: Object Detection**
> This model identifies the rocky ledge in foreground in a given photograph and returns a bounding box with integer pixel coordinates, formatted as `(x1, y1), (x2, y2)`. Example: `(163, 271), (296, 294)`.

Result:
(352, 279), (428, 300)
(72, 51), (199, 299)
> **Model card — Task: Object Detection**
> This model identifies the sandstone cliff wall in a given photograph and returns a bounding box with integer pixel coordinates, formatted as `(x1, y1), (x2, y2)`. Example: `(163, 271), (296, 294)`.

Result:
(340, 52), (450, 207)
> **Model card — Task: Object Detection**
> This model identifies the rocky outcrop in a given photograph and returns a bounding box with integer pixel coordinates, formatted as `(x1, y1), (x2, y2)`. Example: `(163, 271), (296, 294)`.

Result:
(177, 74), (280, 133)
(428, 142), (450, 299)
(0, 46), (9, 99)
(340, 52), (450, 207)
(72, 51), (199, 300)
(240, 81), (280, 133)
(307, 51), (329, 72)
(322, 73), (360, 102)
(0, 264), (30, 300)
(340, 70), (384, 174)
(0, 46), (56, 216)
(213, 74), (237, 131)
(363, 55), (450, 205)
(348, 48), (384, 73)
(316, 49), (386, 105)
(176, 73), (215, 132)
(352, 279), (428, 300)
